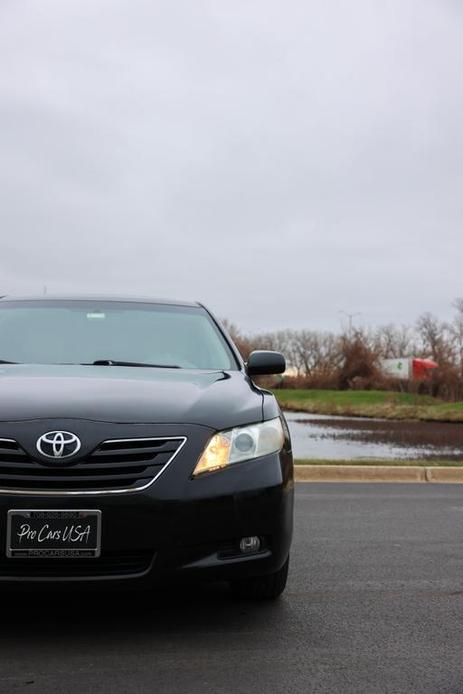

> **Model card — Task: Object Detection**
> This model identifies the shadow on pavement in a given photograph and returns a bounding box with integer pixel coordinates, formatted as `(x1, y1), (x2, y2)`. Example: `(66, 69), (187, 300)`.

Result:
(0, 582), (288, 640)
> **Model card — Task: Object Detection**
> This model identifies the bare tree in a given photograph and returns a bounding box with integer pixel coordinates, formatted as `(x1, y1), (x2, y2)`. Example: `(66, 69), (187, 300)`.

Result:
(450, 299), (463, 378)
(282, 331), (341, 377)
(415, 312), (453, 362)
(375, 324), (414, 358)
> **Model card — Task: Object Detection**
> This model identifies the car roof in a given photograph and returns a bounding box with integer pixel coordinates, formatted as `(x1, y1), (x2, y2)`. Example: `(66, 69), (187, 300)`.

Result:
(0, 295), (201, 308)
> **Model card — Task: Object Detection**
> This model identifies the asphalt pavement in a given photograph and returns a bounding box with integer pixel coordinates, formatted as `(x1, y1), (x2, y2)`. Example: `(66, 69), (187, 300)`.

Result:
(2, 483), (463, 693)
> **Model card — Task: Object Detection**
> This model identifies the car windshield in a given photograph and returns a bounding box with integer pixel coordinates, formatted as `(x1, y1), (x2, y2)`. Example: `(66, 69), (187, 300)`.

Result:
(0, 300), (238, 370)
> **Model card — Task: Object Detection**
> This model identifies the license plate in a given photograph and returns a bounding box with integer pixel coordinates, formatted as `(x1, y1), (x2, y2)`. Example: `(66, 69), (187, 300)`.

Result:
(6, 510), (101, 558)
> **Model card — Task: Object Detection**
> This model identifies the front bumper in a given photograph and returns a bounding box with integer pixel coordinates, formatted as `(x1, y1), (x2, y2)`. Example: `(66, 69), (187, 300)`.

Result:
(0, 447), (294, 586)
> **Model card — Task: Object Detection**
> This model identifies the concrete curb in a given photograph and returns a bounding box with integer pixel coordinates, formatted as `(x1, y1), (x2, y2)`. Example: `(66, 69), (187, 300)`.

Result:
(295, 465), (463, 483)
(425, 467), (463, 483)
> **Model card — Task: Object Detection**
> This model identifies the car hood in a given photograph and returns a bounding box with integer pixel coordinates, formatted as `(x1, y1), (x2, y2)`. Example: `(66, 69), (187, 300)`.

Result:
(0, 364), (264, 429)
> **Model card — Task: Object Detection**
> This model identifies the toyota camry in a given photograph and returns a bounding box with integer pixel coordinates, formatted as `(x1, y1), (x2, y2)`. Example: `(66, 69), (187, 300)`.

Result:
(0, 297), (293, 599)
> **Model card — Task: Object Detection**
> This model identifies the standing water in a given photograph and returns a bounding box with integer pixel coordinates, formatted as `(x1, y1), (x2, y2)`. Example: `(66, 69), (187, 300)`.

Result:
(284, 411), (463, 461)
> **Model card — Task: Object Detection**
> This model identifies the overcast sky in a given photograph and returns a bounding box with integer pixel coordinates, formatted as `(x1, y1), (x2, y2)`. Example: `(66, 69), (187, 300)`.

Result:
(0, 0), (462, 332)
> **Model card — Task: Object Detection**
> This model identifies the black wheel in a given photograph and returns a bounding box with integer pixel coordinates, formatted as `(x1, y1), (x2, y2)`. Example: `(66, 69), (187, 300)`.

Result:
(230, 557), (289, 600)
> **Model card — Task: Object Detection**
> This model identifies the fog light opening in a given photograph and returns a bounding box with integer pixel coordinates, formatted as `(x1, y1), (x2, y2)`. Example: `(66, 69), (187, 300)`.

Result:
(239, 536), (261, 554)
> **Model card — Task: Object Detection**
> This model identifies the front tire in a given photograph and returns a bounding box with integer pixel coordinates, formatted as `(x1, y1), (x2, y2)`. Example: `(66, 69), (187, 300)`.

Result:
(230, 557), (289, 600)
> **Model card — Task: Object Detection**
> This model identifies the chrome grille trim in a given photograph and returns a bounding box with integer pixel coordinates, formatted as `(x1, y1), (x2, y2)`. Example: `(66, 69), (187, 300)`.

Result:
(0, 436), (187, 496)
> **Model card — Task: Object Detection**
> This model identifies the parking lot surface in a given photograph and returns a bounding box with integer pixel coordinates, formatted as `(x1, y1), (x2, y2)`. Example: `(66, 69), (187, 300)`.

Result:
(2, 483), (463, 693)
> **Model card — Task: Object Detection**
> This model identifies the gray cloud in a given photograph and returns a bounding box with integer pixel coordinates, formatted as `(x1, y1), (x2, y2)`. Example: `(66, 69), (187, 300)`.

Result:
(0, 0), (462, 331)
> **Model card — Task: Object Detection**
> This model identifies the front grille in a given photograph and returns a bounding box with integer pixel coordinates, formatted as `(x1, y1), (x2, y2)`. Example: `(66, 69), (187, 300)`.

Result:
(0, 437), (185, 494)
(0, 550), (154, 578)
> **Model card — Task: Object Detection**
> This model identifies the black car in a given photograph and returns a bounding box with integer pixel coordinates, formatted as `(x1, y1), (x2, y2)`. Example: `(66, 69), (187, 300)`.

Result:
(0, 297), (293, 599)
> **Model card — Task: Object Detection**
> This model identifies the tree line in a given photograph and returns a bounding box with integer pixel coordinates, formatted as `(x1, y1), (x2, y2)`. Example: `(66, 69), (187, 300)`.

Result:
(222, 299), (463, 400)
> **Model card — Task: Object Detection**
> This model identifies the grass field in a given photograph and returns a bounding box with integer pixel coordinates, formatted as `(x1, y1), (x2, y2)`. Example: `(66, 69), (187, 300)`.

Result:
(274, 388), (463, 422)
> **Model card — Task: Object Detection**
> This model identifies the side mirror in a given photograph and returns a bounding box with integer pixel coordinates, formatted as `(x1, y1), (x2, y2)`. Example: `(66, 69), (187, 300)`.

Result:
(246, 350), (286, 376)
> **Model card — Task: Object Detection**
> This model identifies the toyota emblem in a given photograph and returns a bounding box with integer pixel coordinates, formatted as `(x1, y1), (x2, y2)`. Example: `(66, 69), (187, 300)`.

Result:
(36, 431), (82, 459)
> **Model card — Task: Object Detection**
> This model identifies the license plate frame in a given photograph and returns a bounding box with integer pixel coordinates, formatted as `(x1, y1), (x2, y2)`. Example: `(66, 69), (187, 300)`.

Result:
(6, 509), (102, 559)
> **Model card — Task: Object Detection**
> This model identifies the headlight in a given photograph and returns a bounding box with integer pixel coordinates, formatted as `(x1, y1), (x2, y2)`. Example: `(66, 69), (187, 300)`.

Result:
(193, 417), (284, 477)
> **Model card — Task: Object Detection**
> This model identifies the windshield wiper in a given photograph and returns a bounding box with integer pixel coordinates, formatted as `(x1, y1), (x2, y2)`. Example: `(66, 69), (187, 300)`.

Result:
(84, 360), (181, 368)
(0, 359), (17, 364)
